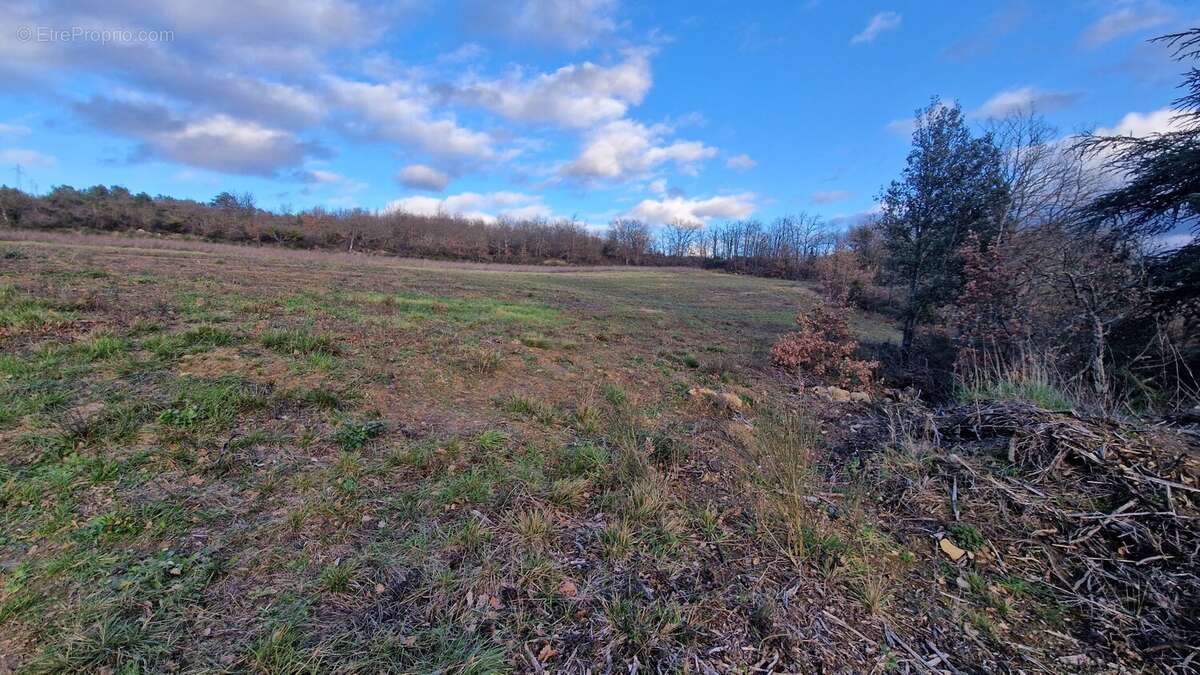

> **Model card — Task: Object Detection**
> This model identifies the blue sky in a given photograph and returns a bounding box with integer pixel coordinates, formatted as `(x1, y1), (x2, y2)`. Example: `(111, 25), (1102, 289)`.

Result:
(0, 1), (1194, 229)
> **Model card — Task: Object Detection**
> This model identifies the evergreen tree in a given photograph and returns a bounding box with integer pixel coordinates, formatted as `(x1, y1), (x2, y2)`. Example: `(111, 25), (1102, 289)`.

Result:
(879, 98), (1009, 358)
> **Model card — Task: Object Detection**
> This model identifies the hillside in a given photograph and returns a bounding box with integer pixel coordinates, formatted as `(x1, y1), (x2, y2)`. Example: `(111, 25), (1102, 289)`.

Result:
(0, 230), (1194, 672)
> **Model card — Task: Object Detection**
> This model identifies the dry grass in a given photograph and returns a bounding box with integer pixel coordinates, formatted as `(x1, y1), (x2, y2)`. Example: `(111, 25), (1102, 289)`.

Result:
(0, 230), (1186, 672)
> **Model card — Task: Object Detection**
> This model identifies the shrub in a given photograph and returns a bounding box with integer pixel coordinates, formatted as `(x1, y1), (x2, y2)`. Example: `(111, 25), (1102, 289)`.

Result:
(770, 303), (877, 387)
(813, 250), (876, 307)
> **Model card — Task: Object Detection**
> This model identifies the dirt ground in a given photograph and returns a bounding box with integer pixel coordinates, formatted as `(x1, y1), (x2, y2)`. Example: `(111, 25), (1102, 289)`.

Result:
(1, 230), (1190, 673)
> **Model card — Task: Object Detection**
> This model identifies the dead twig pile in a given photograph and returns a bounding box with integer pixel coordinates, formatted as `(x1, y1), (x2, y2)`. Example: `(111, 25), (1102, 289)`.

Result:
(937, 402), (1199, 670)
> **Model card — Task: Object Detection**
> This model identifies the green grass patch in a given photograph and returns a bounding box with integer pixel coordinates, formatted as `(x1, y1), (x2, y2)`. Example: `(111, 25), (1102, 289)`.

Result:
(146, 325), (236, 359)
(158, 377), (270, 429)
(333, 420), (386, 451)
(361, 292), (563, 328)
(261, 328), (339, 356)
(958, 379), (1075, 412)
(0, 284), (71, 332)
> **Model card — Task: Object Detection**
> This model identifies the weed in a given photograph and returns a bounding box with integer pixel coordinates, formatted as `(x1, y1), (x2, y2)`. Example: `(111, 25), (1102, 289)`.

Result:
(320, 560), (357, 593)
(301, 387), (342, 410)
(600, 520), (634, 560)
(572, 399), (602, 436)
(462, 345), (503, 375)
(603, 383), (628, 407)
(604, 597), (684, 661)
(561, 442), (610, 478)
(78, 334), (129, 361)
(261, 328), (339, 356)
(513, 508), (554, 549)
(499, 394), (556, 425)
(548, 477), (589, 509)
(853, 572), (892, 616)
(948, 523), (986, 551)
(334, 420), (386, 451)
(475, 429), (508, 451)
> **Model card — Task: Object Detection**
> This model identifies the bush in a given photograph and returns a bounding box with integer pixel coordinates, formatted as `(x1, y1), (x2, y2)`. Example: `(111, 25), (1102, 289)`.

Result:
(770, 303), (878, 387)
(811, 249), (894, 315)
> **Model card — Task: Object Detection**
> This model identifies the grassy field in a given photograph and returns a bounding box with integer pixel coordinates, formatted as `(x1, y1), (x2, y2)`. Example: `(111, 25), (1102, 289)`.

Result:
(2, 231), (1100, 673)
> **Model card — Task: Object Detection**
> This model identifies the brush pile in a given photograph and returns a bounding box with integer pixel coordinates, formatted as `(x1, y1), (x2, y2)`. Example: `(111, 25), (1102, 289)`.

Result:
(868, 400), (1199, 670)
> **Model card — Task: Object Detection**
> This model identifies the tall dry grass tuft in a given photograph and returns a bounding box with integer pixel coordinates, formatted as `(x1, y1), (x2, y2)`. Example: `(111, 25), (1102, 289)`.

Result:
(750, 410), (827, 565)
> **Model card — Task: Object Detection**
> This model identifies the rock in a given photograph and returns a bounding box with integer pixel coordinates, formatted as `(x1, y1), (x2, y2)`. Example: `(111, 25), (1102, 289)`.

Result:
(849, 391), (871, 403)
(718, 391), (746, 412)
(827, 387), (852, 402)
(939, 537), (967, 562)
(688, 387), (746, 415)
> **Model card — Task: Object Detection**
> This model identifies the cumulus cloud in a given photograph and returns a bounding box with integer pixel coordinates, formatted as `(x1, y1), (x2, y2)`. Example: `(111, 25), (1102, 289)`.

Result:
(1094, 108), (1181, 137)
(625, 193), (756, 226)
(0, 148), (57, 167)
(384, 191), (552, 222)
(292, 169), (367, 194)
(851, 11), (902, 45)
(328, 78), (497, 160)
(1080, 1), (1174, 48)
(726, 153), (756, 171)
(563, 120), (717, 181)
(75, 97), (321, 175)
(811, 190), (851, 204)
(972, 86), (1082, 119)
(446, 50), (652, 129)
(396, 164), (451, 191)
(465, 0), (618, 51)
(146, 115), (320, 175)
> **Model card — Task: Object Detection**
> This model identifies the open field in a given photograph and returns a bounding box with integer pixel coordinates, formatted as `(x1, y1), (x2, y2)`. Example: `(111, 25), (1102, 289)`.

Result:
(2, 230), (1191, 673)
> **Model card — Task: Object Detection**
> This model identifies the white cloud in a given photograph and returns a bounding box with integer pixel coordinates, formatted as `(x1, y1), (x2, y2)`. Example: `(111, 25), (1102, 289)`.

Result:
(726, 153), (756, 171)
(328, 77), (497, 160)
(563, 119), (717, 181)
(885, 118), (916, 136)
(972, 86), (1082, 119)
(449, 50), (652, 129)
(384, 191), (553, 222)
(851, 11), (902, 45)
(466, 0), (618, 51)
(112, 0), (381, 48)
(76, 96), (321, 175)
(625, 193), (756, 225)
(147, 114), (317, 175)
(0, 148), (56, 168)
(304, 169), (346, 184)
(811, 190), (851, 204)
(293, 169), (367, 193)
(648, 178), (668, 195)
(1080, 1), (1174, 48)
(1095, 108), (1180, 137)
(396, 164), (451, 191)
(0, 123), (30, 136)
